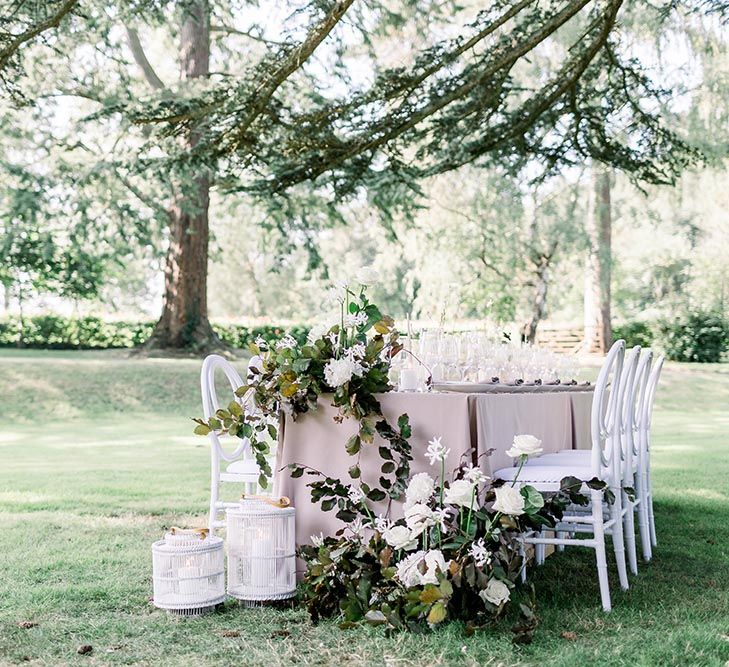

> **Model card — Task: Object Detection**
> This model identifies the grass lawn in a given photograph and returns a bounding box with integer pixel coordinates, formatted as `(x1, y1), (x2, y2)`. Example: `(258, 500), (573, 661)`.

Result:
(1, 349), (728, 666)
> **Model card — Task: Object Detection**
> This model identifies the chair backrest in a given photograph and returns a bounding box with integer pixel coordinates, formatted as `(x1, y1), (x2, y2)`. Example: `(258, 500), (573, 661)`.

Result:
(590, 339), (625, 481)
(201, 354), (249, 464)
(639, 354), (664, 454)
(617, 346), (646, 480)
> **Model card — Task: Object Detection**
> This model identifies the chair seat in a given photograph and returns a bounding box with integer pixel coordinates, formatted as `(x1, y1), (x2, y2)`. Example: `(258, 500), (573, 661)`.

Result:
(225, 459), (260, 476)
(527, 450), (591, 464)
(493, 464), (595, 492)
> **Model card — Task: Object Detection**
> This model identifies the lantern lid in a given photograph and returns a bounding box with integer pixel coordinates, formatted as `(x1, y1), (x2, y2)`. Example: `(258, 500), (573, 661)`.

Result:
(227, 495), (295, 517)
(153, 527), (223, 553)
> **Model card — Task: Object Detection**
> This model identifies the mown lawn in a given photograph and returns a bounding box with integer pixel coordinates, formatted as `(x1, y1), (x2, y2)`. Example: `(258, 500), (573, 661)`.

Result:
(0, 349), (727, 666)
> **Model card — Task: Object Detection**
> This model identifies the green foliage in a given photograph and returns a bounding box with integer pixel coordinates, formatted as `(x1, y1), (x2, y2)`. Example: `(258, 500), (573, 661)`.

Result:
(613, 321), (654, 349)
(0, 315), (312, 350)
(655, 310), (729, 362)
(0, 316), (153, 349)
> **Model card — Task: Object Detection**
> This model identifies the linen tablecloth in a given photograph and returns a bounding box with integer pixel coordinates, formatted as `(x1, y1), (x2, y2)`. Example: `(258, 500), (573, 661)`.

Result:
(275, 388), (593, 547)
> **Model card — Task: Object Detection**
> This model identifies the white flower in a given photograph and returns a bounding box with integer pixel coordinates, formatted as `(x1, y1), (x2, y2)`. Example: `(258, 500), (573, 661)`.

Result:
(395, 550), (426, 587)
(432, 507), (451, 530)
(348, 343), (367, 360)
(374, 514), (391, 532)
(348, 486), (364, 504)
(404, 503), (436, 536)
(444, 479), (475, 508)
(492, 485), (525, 516)
(479, 578), (510, 606)
(346, 516), (365, 539)
(324, 356), (362, 387)
(469, 538), (491, 567)
(307, 323), (330, 345)
(405, 472), (435, 507)
(254, 335), (268, 348)
(356, 266), (380, 286)
(343, 312), (368, 328)
(420, 549), (449, 585)
(425, 436), (450, 466)
(383, 524), (417, 551)
(463, 464), (489, 485)
(311, 533), (325, 548)
(275, 334), (297, 350)
(326, 331), (341, 349)
(324, 287), (345, 307)
(505, 434), (543, 459)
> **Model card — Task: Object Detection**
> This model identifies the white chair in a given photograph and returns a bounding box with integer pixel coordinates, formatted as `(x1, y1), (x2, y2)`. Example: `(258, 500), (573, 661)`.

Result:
(494, 340), (627, 612)
(527, 348), (660, 566)
(639, 354), (664, 559)
(201, 354), (260, 534)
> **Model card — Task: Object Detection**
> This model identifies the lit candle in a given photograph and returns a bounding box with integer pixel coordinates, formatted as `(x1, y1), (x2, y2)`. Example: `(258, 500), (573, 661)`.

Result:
(178, 565), (199, 596)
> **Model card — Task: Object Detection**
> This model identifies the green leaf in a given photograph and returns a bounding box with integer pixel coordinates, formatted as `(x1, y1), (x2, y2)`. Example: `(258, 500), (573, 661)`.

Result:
(349, 464), (361, 479)
(520, 485), (545, 512)
(194, 424), (211, 436)
(228, 401), (242, 417)
(267, 424), (278, 440)
(345, 435), (361, 455)
(427, 601), (447, 625)
(207, 418), (221, 430)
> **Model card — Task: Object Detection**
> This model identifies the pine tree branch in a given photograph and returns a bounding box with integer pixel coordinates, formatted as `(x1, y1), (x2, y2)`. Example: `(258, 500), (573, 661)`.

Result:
(210, 24), (286, 46)
(125, 26), (166, 91)
(0, 0), (79, 72)
(215, 0), (355, 154)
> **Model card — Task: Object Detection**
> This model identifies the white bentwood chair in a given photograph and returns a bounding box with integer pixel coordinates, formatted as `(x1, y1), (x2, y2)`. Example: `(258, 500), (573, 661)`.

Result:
(201, 354), (261, 534)
(523, 347), (663, 566)
(639, 354), (664, 559)
(494, 339), (627, 612)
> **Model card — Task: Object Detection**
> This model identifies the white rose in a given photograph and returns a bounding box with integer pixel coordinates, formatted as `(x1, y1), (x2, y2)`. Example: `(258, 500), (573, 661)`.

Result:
(383, 524), (417, 551)
(492, 485), (525, 516)
(479, 578), (511, 606)
(420, 549), (449, 585)
(356, 266), (380, 286)
(307, 323), (330, 344)
(404, 503), (436, 536)
(443, 479), (475, 508)
(324, 357), (360, 387)
(405, 472), (435, 507)
(395, 550), (425, 587)
(505, 434), (543, 459)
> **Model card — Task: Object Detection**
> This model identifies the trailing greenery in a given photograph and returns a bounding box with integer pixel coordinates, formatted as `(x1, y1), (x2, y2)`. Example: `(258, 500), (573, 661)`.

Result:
(0, 315), (310, 350)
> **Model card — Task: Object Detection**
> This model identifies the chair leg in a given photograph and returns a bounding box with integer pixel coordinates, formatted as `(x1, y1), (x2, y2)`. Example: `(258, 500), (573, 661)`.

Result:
(637, 472), (652, 561)
(623, 492), (638, 576)
(611, 491), (630, 591)
(556, 531), (566, 552)
(519, 543), (528, 583)
(591, 489), (612, 612)
(647, 472), (657, 547)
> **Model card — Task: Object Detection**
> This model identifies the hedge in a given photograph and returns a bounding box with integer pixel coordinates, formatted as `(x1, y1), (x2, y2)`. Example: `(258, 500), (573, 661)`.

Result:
(614, 310), (728, 363)
(0, 315), (309, 350)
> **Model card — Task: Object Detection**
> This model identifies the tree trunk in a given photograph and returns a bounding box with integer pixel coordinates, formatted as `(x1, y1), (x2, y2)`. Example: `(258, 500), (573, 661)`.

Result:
(148, 0), (221, 350)
(522, 256), (550, 344)
(583, 165), (613, 353)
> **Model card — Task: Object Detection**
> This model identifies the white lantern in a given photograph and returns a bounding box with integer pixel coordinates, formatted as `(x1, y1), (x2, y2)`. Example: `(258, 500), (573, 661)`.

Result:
(151, 527), (225, 616)
(226, 496), (296, 604)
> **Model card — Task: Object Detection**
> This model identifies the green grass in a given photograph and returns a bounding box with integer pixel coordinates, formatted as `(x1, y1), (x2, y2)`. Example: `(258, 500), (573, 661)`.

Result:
(0, 349), (728, 666)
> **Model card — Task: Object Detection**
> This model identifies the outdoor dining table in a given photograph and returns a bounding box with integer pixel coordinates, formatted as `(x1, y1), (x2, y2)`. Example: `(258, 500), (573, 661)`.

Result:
(275, 385), (594, 548)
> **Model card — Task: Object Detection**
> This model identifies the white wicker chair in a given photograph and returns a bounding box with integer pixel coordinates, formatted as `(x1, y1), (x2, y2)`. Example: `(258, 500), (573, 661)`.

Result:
(201, 354), (260, 534)
(494, 339), (627, 612)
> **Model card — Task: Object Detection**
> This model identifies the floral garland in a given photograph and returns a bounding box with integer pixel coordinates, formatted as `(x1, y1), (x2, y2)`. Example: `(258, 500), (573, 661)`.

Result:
(295, 435), (605, 638)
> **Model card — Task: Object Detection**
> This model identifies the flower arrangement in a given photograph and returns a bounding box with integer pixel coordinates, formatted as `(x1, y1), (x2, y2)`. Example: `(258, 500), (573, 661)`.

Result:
(194, 269), (410, 493)
(295, 435), (602, 639)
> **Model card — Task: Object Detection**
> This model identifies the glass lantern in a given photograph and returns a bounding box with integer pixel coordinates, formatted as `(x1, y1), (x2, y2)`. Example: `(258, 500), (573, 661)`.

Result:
(226, 496), (296, 605)
(151, 527), (225, 616)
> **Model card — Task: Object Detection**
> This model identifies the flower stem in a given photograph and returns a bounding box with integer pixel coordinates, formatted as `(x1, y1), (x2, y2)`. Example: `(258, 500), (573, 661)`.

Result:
(511, 455), (526, 487)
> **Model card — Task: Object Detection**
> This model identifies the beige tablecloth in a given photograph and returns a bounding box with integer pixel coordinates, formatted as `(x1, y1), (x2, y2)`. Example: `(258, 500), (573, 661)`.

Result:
(275, 389), (593, 546)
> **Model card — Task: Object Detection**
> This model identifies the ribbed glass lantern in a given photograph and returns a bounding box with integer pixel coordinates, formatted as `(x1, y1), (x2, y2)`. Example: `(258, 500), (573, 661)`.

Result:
(226, 496), (296, 604)
(151, 528), (225, 616)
